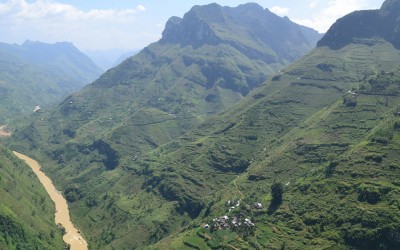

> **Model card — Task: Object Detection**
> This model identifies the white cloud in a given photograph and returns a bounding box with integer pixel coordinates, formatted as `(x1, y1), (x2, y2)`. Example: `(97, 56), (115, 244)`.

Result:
(293, 0), (369, 33)
(137, 4), (146, 12)
(270, 6), (289, 17)
(309, 1), (318, 8)
(0, 0), (149, 50)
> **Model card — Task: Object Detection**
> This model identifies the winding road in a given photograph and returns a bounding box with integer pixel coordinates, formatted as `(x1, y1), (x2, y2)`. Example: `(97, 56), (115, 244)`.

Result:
(13, 151), (88, 250)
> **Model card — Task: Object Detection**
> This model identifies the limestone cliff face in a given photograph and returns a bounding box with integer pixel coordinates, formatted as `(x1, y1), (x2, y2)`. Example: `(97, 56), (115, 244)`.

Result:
(94, 2), (322, 97)
(160, 3), (321, 57)
(160, 4), (222, 47)
(318, 0), (400, 49)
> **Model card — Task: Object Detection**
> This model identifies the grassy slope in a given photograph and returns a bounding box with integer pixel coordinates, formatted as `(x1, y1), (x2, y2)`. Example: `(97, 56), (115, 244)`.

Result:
(0, 42), (102, 123)
(0, 144), (64, 249)
(152, 42), (400, 249)
(9, 41), (400, 249)
(7, 2), (320, 168)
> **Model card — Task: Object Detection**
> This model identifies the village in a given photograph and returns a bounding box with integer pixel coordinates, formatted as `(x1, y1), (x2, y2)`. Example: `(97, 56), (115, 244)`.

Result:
(204, 200), (264, 232)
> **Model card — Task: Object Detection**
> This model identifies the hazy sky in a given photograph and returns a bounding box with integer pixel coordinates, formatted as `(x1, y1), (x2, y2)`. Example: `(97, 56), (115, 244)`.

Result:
(0, 0), (384, 51)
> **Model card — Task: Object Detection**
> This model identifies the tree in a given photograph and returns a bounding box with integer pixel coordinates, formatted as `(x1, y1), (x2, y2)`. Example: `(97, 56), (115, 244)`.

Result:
(325, 161), (339, 177)
(343, 96), (357, 107)
(271, 182), (284, 205)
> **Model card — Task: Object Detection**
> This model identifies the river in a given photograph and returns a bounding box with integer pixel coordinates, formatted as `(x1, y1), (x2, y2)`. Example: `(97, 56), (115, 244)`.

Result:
(13, 151), (88, 250)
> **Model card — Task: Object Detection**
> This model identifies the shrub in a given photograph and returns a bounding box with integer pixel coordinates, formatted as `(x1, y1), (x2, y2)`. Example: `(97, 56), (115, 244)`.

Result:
(271, 182), (284, 205)
(325, 161), (339, 177)
(343, 96), (357, 107)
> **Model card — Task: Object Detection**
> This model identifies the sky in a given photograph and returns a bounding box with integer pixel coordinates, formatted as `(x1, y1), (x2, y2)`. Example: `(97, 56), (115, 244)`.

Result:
(0, 0), (384, 52)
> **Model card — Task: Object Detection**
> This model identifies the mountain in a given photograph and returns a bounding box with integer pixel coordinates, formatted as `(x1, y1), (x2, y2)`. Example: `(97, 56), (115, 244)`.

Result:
(318, 0), (400, 49)
(148, 1), (400, 248)
(152, 46), (400, 249)
(8, 3), (322, 158)
(112, 50), (139, 68)
(0, 143), (64, 249)
(0, 40), (102, 123)
(10, 1), (378, 249)
(85, 49), (139, 71)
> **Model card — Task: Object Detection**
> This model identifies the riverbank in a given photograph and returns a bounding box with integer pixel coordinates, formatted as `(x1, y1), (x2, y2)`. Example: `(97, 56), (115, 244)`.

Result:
(13, 151), (88, 250)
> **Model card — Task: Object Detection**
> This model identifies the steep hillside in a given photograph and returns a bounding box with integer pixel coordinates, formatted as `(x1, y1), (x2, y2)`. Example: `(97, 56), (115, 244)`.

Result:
(11, 41), (400, 248)
(153, 58), (400, 249)
(0, 40), (102, 123)
(0, 143), (64, 249)
(148, 1), (400, 248)
(11, 2), (320, 155)
(6, 3), (322, 248)
(318, 0), (400, 49)
(9, 1), (400, 249)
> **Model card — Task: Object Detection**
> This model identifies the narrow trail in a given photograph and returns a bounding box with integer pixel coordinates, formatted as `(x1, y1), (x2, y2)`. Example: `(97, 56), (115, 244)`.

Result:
(233, 176), (244, 199)
(13, 151), (88, 250)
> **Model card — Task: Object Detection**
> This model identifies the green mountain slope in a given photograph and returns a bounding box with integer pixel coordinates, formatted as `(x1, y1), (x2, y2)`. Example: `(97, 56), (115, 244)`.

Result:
(6, 3), (322, 249)
(9, 1), (400, 249)
(8, 2), (321, 165)
(0, 40), (102, 123)
(10, 42), (400, 248)
(150, 41), (400, 249)
(318, 0), (400, 50)
(0, 143), (64, 249)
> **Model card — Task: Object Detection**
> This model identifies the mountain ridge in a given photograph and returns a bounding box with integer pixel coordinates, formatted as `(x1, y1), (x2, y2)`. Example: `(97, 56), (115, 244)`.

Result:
(318, 0), (400, 49)
(162, 3), (320, 62)
(10, 1), (400, 249)
(6, 3), (323, 248)
(0, 40), (102, 123)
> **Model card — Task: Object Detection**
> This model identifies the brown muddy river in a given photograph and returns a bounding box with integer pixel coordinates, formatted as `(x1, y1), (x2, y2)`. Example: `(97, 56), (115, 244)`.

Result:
(13, 151), (88, 250)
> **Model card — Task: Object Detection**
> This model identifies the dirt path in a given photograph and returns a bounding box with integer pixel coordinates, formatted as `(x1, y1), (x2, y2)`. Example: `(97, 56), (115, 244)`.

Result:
(13, 151), (88, 250)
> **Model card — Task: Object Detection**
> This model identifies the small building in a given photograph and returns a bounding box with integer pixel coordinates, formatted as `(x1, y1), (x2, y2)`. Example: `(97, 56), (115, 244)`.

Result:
(34, 105), (41, 113)
(254, 202), (263, 209)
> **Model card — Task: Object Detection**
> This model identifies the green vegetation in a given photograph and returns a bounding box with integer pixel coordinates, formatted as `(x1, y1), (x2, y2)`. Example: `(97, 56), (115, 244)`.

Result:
(153, 52), (400, 249)
(10, 40), (400, 249)
(0, 40), (102, 123)
(270, 183), (284, 206)
(6, 1), (400, 249)
(5, 4), (321, 246)
(0, 143), (64, 249)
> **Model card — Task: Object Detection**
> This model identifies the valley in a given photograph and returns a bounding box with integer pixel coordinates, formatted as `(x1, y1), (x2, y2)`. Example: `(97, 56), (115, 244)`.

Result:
(0, 41), (102, 123)
(0, 144), (64, 249)
(1, 0), (400, 249)
(13, 152), (87, 250)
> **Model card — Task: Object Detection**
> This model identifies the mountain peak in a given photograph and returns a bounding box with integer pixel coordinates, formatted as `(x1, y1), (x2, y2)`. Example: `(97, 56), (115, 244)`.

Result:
(21, 40), (76, 51)
(160, 3), (224, 46)
(381, 0), (400, 13)
(160, 2), (320, 52)
(317, 0), (400, 49)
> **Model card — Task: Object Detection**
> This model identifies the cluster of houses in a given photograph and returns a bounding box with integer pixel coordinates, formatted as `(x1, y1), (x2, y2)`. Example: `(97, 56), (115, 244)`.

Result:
(208, 215), (256, 230)
(204, 200), (263, 231)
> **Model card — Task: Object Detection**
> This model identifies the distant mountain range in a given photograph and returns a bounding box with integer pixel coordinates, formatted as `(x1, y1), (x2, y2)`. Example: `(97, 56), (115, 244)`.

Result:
(10, 1), (400, 249)
(0, 40), (102, 123)
(85, 49), (139, 71)
(8, 3), (322, 248)
(9, 2), (322, 157)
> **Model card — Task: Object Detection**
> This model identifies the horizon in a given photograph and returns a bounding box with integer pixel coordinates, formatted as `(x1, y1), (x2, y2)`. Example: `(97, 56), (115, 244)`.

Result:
(0, 0), (384, 52)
